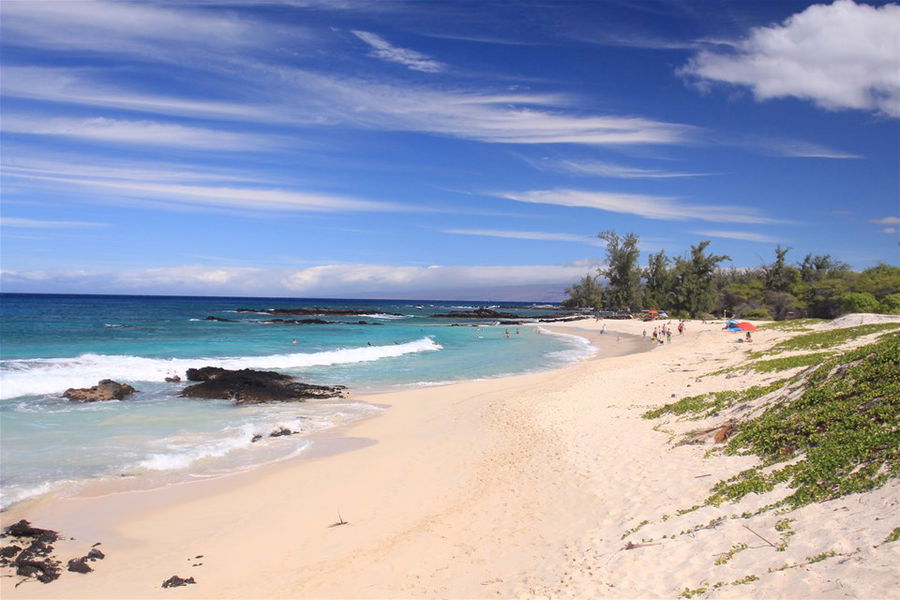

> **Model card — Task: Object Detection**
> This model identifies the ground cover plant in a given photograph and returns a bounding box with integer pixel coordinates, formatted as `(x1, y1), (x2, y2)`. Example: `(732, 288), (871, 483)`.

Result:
(710, 333), (899, 509)
(749, 322), (899, 358)
(645, 332), (899, 512)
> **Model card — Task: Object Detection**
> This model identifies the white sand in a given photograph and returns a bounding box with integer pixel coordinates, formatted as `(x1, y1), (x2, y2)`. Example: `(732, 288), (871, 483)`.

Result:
(2, 317), (897, 598)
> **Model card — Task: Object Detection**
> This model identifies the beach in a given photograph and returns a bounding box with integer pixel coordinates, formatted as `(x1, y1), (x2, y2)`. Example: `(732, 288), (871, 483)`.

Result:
(2, 317), (898, 599)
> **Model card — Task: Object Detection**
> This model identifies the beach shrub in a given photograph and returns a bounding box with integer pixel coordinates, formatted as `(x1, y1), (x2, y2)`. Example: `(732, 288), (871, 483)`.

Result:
(707, 333), (900, 509)
(840, 292), (879, 314)
(879, 293), (900, 315)
(642, 381), (785, 420)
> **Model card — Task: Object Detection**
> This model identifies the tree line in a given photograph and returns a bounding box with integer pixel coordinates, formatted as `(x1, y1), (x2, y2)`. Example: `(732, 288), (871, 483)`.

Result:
(563, 230), (900, 320)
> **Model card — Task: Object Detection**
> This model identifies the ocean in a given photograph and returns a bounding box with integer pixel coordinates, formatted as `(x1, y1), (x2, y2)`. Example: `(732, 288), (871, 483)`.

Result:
(0, 293), (594, 509)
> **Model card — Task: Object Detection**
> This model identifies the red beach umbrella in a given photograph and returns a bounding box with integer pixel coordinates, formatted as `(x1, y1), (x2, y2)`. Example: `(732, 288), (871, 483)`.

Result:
(736, 322), (757, 332)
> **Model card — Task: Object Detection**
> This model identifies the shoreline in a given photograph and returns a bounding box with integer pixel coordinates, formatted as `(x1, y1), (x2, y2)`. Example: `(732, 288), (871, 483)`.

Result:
(0, 319), (614, 513)
(2, 317), (896, 598)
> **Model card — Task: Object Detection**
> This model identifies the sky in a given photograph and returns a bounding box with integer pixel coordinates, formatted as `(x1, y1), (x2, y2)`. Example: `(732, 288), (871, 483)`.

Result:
(0, 0), (898, 301)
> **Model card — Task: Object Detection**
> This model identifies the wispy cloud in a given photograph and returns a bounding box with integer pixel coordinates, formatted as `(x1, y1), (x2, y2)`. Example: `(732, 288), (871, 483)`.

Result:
(691, 229), (780, 243)
(443, 229), (604, 246)
(2, 162), (404, 214)
(0, 217), (109, 229)
(681, 1), (900, 118)
(352, 30), (445, 73)
(2, 115), (271, 150)
(0, 0), (297, 60)
(1, 67), (267, 122)
(880, 227), (899, 234)
(750, 137), (864, 160)
(871, 216), (900, 225)
(526, 157), (712, 178)
(498, 189), (779, 224)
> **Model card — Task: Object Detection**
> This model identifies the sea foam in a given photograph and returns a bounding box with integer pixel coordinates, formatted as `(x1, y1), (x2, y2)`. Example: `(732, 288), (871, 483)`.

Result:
(0, 337), (442, 399)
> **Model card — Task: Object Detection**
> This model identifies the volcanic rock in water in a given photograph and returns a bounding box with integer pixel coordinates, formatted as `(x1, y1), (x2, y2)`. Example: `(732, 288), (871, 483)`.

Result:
(162, 575), (196, 588)
(237, 307), (401, 317)
(201, 316), (238, 322)
(64, 380), (138, 402)
(269, 427), (296, 437)
(181, 367), (346, 405)
(165, 375), (182, 383)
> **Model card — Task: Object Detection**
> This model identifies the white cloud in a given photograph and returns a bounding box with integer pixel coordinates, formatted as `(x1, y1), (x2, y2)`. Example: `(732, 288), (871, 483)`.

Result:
(691, 229), (780, 243)
(498, 189), (778, 224)
(880, 227), (899, 234)
(681, 0), (900, 117)
(527, 157), (711, 178)
(352, 30), (445, 73)
(871, 216), (900, 225)
(443, 229), (604, 245)
(0, 217), (108, 229)
(0, 260), (604, 297)
(2, 115), (269, 150)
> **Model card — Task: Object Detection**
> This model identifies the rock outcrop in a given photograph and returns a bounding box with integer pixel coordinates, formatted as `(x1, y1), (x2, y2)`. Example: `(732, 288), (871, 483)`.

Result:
(236, 307), (400, 317)
(64, 380), (138, 402)
(180, 367), (346, 405)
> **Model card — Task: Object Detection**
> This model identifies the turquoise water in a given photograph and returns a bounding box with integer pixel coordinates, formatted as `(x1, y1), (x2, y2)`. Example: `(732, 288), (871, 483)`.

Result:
(0, 294), (592, 508)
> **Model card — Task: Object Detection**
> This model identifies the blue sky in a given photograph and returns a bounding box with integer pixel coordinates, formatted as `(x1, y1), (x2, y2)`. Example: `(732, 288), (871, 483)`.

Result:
(1, 0), (898, 300)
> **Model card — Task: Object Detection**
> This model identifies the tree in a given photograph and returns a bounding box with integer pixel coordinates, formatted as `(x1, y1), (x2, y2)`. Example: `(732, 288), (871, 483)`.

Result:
(764, 245), (793, 293)
(562, 274), (603, 310)
(599, 230), (642, 311)
(669, 241), (731, 318)
(643, 250), (672, 309)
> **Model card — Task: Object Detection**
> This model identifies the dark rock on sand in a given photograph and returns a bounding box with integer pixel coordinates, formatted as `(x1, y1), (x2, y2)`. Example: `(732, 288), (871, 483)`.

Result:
(181, 367), (346, 405)
(162, 575), (196, 588)
(86, 548), (105, 560)
(2, 520), (62, 583)
(251, 434), (263, 443)
(64, 380), (138, 402)
(67, 557), (93, 573)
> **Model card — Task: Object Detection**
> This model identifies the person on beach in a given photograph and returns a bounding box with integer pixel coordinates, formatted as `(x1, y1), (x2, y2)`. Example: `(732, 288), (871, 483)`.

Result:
(745, 331), (752, 343)
(601, 324), (607, 335)
(666, 329), (672, 343)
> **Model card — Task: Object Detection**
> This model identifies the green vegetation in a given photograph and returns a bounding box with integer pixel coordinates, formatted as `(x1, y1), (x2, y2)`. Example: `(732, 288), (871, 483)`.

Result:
(884, 527), (900, 543)
(680, 585), (708, 598)
(744, 353), (833, 373)
(642, 381), (785, 420)
(806, 551), (837, 564)
(707, 334), (900, 510)
(620, 519), (650, 540)
(714, 542), (748, 565)
(752, 323), (899, 356)
(598, 230), (642, 311)
(561, 274), (603, 310)
(759, 319), (826, 331)
(562, 235), (900, 321)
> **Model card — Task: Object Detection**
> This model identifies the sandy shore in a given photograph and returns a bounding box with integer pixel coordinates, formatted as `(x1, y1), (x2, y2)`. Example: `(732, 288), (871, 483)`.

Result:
(2, 318), (897, 599)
